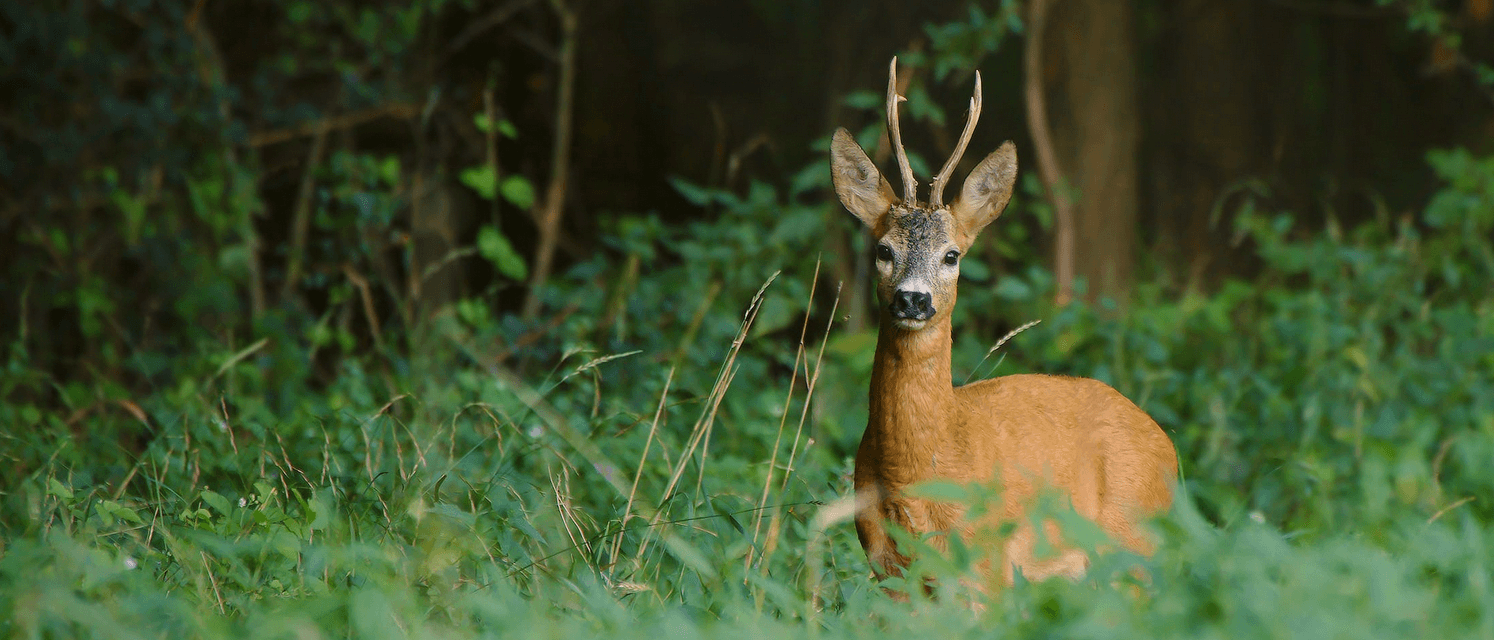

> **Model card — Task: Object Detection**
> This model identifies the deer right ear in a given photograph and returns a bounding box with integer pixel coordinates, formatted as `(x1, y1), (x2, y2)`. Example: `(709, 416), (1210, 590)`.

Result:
(950, 141), (1017, 247)
(830, 128), (898, 230)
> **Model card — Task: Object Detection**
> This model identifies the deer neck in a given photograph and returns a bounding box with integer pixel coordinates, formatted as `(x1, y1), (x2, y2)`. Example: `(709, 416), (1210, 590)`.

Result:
(865, 311), (957, 486)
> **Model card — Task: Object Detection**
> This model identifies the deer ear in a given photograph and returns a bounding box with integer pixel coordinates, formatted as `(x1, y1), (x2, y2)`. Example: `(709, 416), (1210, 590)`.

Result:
(950, 141), (1017, 247)
(830, 128), (898, 229)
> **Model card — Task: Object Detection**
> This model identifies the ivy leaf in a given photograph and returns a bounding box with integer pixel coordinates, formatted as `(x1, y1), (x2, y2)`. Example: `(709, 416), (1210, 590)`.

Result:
(669, 176), (714, 207)
(459, 166), (497, 200)
(378, 155), (401, 186)
(478, 225), (528, 280)
(500, 175), (536, 210)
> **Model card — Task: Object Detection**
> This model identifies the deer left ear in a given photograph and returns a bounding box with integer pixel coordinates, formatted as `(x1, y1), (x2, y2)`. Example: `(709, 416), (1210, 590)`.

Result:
(950, 141), (1017, 247)
(830, 128), (898, 231)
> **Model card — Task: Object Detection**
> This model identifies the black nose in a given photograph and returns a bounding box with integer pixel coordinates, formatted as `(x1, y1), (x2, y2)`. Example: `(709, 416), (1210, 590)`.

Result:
(890, 290), (934, 320)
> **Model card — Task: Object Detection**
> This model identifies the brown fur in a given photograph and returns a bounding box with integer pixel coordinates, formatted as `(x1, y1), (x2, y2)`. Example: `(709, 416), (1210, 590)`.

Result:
(829, 75), (1177, 587)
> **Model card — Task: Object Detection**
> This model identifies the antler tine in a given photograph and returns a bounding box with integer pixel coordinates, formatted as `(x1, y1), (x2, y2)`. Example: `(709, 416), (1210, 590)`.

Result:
(886, 57), (917, 204)
(930, 71), (983, 207)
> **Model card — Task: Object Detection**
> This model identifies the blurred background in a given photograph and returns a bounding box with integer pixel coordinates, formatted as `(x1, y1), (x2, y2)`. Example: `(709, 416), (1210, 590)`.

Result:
(3, 1), (1494, 635)
(5, 0), (1491, 358)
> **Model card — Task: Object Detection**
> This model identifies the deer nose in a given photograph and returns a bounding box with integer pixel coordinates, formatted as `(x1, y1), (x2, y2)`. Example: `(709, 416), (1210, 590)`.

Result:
(890, 290), (934, 320)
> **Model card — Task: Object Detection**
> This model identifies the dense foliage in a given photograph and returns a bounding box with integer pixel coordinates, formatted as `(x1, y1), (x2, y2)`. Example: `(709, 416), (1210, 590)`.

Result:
(4, 1), (1494, 638)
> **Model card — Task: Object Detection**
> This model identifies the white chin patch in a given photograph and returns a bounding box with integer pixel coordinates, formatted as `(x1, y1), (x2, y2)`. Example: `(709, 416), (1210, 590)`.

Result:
(893, 317), (930, 331)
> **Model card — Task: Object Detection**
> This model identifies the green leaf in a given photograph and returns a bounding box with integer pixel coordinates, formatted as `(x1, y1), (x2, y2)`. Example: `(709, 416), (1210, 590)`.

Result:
(378, 155), (400, 186)
(842, 90), (881, 110)
(474, 116), (520, 139)
(287, 1), (314, 23)
(789, 162), (828, 196)
(669, 177), (715, 207)
(459, 166), (497, 200)
(100, 500), (144, 524)
(478, 225), (528, 280)
(200, 490), (232, 515)
(660, 533), (718, 580)
(500, 175), (536, 210)
(711, 498), (745, 535)
(960, 257), (990, 282)
(309, 489), (333, 532)
(47, 477), (74, 501)
(112, 190), (147, 245)
(993, 276), (1033, 301)
(904, 479), (970, 504)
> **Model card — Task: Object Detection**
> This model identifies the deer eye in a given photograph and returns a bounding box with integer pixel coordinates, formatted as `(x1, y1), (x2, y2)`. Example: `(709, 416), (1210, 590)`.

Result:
(943, 250), (960, 266)
(876, 244), (894, 262)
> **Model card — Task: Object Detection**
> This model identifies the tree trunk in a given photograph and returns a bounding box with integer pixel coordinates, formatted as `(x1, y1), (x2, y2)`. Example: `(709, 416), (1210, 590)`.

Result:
(1048, 0), (1141, 304)
(1148, 0), (1260, 290)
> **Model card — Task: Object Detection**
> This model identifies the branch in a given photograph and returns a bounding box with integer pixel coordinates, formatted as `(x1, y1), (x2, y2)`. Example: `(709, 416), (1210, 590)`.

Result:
(445, 0), (539, 59)
(279, 123), (330, 302)
(1023, 0), (1076, 306)
(246, 104), (420, 147)
(521, 0), (578, 320)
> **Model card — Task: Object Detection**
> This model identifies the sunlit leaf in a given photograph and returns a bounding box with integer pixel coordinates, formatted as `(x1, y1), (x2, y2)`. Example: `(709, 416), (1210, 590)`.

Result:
(478, 225), (528, 280)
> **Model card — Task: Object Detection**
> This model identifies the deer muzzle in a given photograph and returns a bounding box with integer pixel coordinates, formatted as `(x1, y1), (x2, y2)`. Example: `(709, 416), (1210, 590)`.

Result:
(890, 290), (935, 321)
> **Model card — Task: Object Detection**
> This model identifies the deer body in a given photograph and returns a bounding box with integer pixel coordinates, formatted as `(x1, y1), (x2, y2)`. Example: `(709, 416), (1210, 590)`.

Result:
(834, 59), (1176, 585)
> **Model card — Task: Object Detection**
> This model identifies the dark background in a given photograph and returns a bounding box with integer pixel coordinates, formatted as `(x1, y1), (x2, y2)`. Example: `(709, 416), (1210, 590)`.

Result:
(2, 0), (1492, 385)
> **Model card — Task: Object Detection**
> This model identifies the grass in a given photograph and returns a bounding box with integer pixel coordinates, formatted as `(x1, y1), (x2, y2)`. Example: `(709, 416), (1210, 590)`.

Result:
(5, 200), (1494, 638)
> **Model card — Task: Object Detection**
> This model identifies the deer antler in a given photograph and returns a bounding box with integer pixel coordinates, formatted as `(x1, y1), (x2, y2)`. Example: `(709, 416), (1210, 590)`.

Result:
(930, 72), (982, 207)
(886, 57), (917, 204)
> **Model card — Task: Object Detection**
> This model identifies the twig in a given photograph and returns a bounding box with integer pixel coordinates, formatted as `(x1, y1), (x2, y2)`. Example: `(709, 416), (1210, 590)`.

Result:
(183, 3), (265, 319)
(609, 367), (674, 570)
(417, 247), (480, 292)
(1264, 0), (1396, 18)
(446, 0), (539, 58)
(805, 493), (872, 619)
(780, 280), (841, 494)
(218, 396), (239, 455)
(246, 104), (420, 147)
(521, 0), (578, 319)
(749, 259), (821, 572)
(492, 301), (580, 365)
(211, 337), (269, 381)
(670, 280), (722, 365)
(1023, 0), (1076, 306)
(637, 273), (779, 560)
(342, 263), (385, 349)
(280, 123), (330, 302)
(1427, 496), (1475, 523)
(484, 64), (502, 225)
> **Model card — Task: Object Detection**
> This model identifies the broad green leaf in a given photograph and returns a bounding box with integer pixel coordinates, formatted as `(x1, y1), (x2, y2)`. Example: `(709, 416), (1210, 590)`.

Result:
(200, 490), (232, 516)
(478, 225), (528, 280)
(377, 155), (400, 186)
(47, 477), (74, 501)
(499, 175), (535, 210)
(459, 165), (497, 200)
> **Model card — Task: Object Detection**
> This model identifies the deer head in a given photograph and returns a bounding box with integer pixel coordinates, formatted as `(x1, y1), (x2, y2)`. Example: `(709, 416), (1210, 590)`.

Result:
(831, 58), (1018, 331)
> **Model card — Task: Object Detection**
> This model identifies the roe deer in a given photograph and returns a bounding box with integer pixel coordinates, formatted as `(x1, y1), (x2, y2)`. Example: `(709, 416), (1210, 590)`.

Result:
(830, 58), (1177, 586)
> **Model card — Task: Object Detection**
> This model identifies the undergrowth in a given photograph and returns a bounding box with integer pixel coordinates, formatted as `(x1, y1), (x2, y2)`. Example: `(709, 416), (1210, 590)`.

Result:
(2, 146), (1494, 639)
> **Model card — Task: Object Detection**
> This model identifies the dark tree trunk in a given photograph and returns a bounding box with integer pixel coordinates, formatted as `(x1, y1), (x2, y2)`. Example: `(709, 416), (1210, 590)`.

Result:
(1048, 0), (1142, 303)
